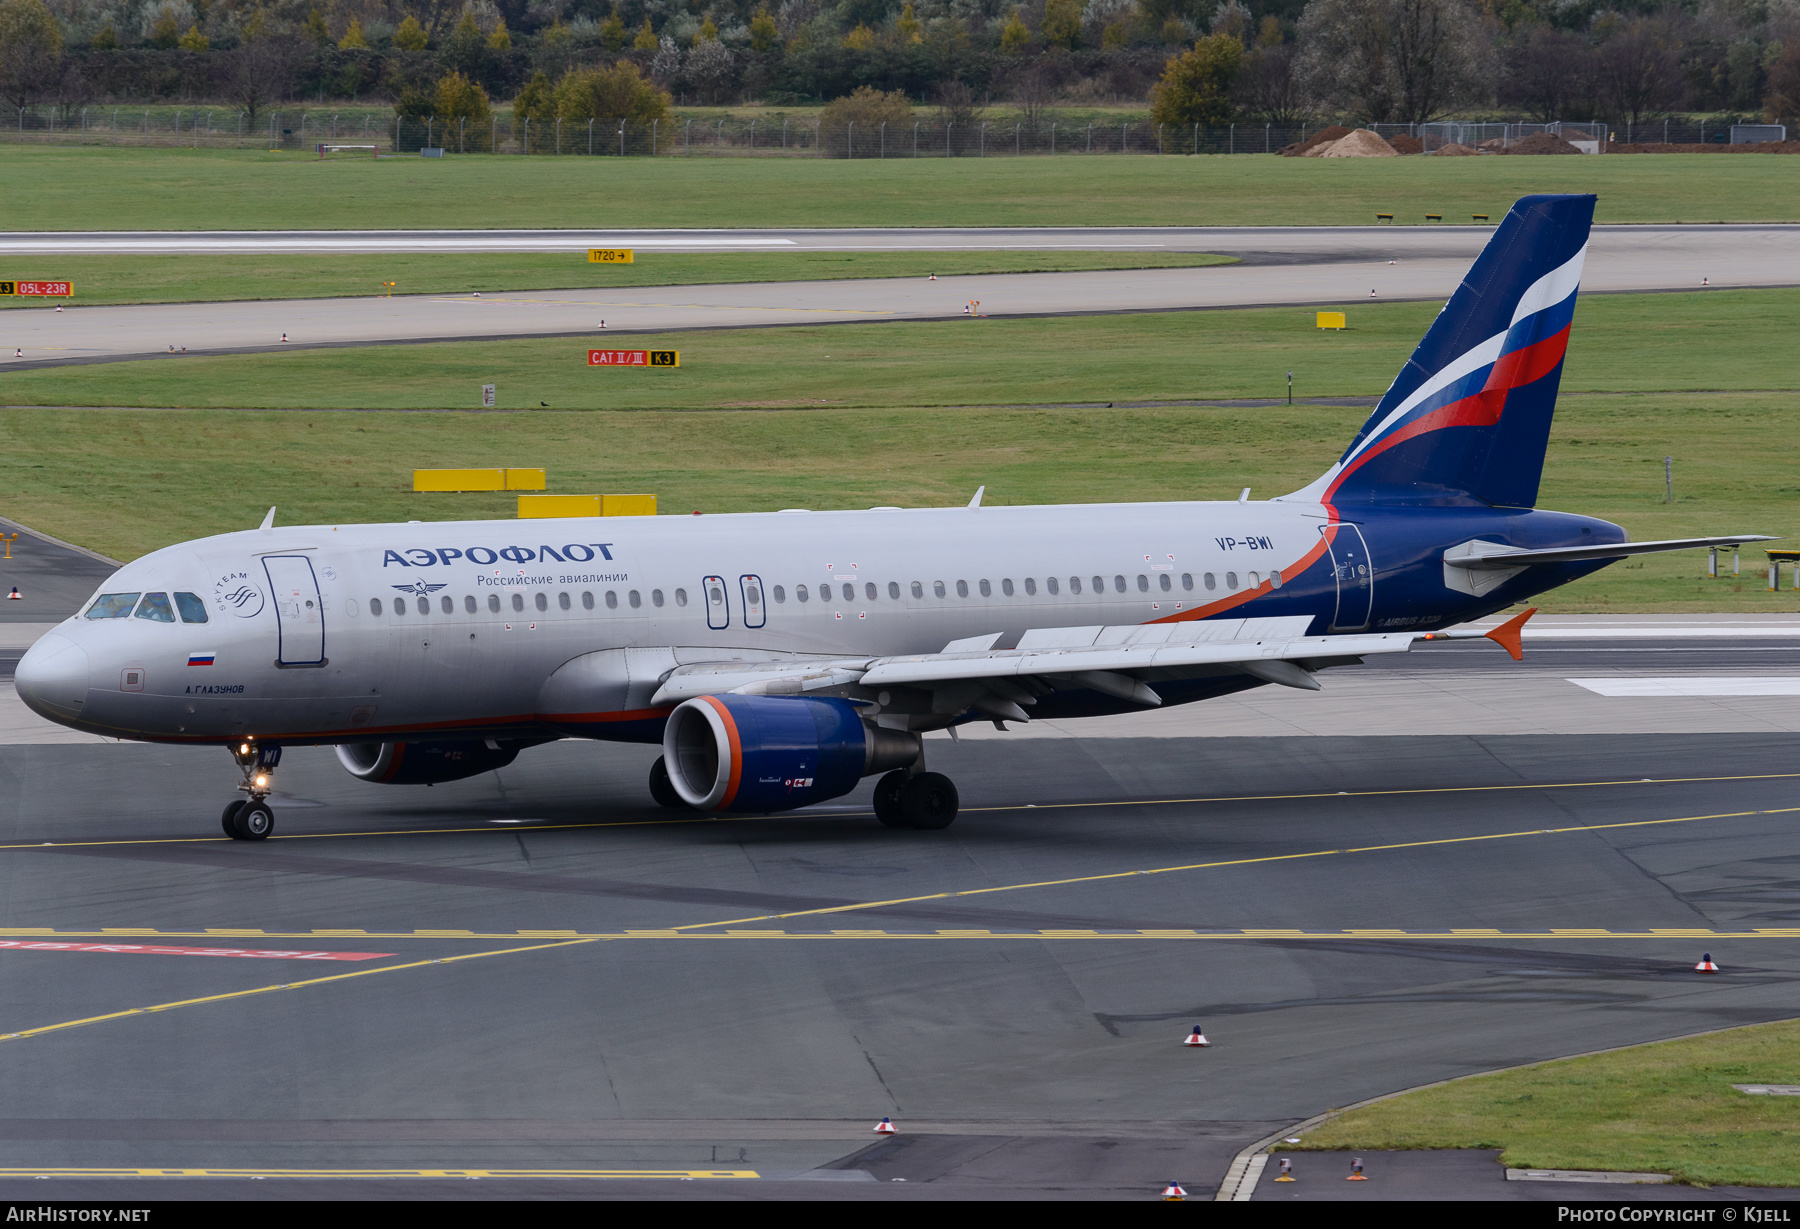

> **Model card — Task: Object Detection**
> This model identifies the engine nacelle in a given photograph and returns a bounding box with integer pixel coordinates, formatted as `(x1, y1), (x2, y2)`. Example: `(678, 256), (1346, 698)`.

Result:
(336, 740), (523, 785)
(663, 695), (921, 813)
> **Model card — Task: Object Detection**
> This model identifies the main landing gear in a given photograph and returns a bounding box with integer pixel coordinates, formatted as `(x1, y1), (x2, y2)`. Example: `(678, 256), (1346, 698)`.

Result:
(873, 768), (959, 830)
(221, 741), (281, 841)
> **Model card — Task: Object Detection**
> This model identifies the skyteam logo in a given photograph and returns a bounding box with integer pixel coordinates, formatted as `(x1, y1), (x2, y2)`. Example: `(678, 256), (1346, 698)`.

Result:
(391, 581), (449, 597)
(211, 571), (264, 619)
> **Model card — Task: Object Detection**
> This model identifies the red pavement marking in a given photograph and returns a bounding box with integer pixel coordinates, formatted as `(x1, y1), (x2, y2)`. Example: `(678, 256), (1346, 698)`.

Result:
(0, 940), (395, 961)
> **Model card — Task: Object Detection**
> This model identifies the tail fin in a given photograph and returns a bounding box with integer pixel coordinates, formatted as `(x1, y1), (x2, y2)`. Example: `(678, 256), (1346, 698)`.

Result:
(1287, 193), (1595, 508)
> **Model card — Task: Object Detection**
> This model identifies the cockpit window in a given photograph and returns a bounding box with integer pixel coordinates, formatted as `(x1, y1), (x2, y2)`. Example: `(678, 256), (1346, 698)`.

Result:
(86, 593), (141, 619)
(174, 592), (209, 623)
(133, 592), (176, 622)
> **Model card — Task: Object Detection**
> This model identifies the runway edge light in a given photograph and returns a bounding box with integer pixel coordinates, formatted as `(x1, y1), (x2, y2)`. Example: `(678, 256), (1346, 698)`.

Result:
(1162, 1181), (1186, 1200)
(6, 588), (18, 601)
(1276, 1158), (1295, 1182)
(1183, 1024), (1210, 1047)
(873, 1117), (897, 1135)
(1348, 1158), (1368, 1181)
(1696, 952), (1720, 972)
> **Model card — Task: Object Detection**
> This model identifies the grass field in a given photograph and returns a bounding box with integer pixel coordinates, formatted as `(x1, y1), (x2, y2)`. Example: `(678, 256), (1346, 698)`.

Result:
(1, 146), (1796, 231)
(1290, 1018), (1800, 1187)
(0, 250), (1233, 308)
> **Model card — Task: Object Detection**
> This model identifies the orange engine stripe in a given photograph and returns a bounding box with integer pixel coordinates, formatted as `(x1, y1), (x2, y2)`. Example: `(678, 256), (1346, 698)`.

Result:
(698, 696), (744, 809)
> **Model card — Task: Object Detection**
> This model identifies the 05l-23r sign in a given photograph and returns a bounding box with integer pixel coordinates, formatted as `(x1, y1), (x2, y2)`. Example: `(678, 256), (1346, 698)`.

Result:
(0, 282), (72, 297)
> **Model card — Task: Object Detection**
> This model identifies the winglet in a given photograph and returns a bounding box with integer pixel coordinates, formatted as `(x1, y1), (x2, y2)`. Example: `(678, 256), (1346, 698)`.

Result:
(1484, 607), (1536, 661)
(968, 486), (984, 509)
(259, 506), (277, 531)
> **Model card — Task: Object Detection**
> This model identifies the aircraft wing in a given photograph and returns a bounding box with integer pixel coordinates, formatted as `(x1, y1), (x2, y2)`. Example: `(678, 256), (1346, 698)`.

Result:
(648, 613), (1528, 720)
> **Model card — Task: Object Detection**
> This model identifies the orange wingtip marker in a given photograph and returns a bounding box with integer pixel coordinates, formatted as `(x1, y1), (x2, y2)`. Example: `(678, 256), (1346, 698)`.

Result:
(1484, 607), (1536, 661)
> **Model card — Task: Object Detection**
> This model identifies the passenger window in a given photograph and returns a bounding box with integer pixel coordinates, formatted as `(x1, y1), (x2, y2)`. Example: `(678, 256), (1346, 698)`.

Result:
(934, 581), (946, 598)
(675, 589), (688, 607)
(394, 598), (406, 616)
(1226, 572), (1239, 590)
(464, 595), (477, 613)
(796, 584), (809, 603)
(866, 582), (877, 601)
(1205, 573), (1217, 591)
(910, 581), (922, 598)
(369, 597), (383, 616)
(841, 583), (854, 601)
(133, 592), (175, 622)
(1001, 579), (1014, 597)
(711, 582), (727, 608)
(1159, 574), (1171, 592)
(888, 581), (900, 599)
(772, 586), (786, 604)
(1046, 577), (1058, 595)
(1024, 578), (1036, 595)
(441, 595), (454, 614)
(415, 596), (428, 614)
(511, 593), (524, 612)
(819, 584), (832, 603)
(534, 592), (548, 612)
(978, 580), (991, 597)
(1182, 573), (1193, 590)
(488, 594), (501, 612)
(1069, 577), (1081, 594)
(1092, 575), (1104, 593)
(1248, 572), (1261, 587)
(652, 589), (665, 607)
(629, 590), (642, 608)
(1136, 575), (1149, 592)
(606, 591), (619, 609)
(86, 593), (140, 619)
(1271, 570), (1283, 588)
(582, 591), (594, 610)
(174, 592), (209, 623)
(1114, 575), (1126, 593)
(558, 592), (571, 611)
(956, 580), (969, 597)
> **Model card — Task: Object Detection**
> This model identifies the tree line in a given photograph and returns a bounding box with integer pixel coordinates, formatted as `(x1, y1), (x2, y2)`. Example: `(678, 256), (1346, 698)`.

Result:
(0, 0), (1794, 129)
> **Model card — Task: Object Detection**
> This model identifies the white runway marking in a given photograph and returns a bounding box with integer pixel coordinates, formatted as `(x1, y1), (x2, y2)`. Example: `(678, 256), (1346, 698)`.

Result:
(1567, 677), (1800, 696)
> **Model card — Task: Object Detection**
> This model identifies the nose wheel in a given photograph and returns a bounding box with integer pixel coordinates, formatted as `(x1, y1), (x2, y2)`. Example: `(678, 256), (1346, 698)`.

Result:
(222, 742), (281, 841)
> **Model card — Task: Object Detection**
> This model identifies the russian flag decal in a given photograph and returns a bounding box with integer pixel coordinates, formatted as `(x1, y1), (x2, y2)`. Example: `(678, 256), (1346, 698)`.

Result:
(187, 652), (216, 667)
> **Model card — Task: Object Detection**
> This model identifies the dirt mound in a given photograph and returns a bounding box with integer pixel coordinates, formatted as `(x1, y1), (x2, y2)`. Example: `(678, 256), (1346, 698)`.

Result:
(1388, 134), (1423, 155)
(1279, 125), (1352, 156)
(1608, 140), (1800, 154)
(1318, 128), (1399, 157)
(1506, 132), (1584, 155)
(1431, 142), (1482, 156)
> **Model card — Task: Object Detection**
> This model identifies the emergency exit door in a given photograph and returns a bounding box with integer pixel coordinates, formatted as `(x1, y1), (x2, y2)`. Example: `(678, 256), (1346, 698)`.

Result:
(262, 555), (326, 666)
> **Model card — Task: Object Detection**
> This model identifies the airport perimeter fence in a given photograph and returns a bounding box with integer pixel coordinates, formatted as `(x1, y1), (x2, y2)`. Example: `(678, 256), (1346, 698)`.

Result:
(19, 109), (1768, 154)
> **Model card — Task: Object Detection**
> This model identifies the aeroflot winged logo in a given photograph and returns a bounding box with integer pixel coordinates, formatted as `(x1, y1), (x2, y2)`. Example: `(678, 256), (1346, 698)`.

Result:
(381, 543), (616, 567)
(392, 581), (449, 596)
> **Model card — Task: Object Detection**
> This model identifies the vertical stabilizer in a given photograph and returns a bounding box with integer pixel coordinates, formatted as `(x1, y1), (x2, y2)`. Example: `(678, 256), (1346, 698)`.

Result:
(1285, 194), (1595, 508)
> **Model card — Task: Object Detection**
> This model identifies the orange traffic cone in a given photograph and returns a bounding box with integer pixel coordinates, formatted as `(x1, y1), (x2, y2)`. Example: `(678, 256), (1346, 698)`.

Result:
(1696, 952), (1720, 973)
(1347, 1157), (1368, 1181)
(7, 587), (19, 600)
(1275, 1157), (1295, 1182)
(1183, 1025), (1210, 1047)
(873, 1117), (897, 1135)
(1162, 1181), (1186, 1200)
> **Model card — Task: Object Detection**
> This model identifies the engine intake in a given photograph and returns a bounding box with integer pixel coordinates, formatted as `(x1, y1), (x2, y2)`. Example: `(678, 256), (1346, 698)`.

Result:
(336, 739), (523, 785)
(663, 694), (920, 813)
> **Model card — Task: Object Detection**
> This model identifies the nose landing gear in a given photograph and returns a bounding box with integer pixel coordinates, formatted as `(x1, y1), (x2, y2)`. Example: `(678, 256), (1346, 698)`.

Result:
(222, 742), (281, 841)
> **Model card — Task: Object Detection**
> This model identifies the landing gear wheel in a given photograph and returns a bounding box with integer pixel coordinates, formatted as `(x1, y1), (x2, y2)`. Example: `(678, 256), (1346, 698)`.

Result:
(649, 756), (687, 809)
(235, 800), (275, 841)
(898, 772), (959, 830)
(873, 770), (910, 828)
(220, 800), (247, 839)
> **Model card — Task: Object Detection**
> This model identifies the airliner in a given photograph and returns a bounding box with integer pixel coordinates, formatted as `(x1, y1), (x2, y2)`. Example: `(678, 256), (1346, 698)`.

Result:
(14, 194), (1767, 839)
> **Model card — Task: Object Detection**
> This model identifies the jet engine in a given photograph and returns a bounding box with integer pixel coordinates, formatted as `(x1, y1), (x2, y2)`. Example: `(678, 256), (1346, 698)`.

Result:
(663, 695), (920, 813)
(335, 739), (523, 785)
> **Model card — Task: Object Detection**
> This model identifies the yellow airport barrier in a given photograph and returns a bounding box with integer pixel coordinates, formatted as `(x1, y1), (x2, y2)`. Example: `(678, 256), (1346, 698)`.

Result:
(601, 494), (657, 517)
(1316, 312), (1347, 330)
(504, 468), (546, 491)
(414, 468), (505, 492)
(518, 495), (601, 519)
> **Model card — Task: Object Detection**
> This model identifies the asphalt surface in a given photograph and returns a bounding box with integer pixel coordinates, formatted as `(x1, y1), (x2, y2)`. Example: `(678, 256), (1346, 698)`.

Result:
(2, 224), (1793, 369)
(0, 517), (117, 627)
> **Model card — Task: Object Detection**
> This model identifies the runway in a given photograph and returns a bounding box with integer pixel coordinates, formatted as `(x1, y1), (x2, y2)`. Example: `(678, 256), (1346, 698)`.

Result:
(3, 224), (1794, 369)
(4, 526), (1800, 1198)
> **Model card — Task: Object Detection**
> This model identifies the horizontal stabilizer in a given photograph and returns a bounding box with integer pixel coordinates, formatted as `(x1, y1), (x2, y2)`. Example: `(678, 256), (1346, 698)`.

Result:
(1445, 535), (1777, 571)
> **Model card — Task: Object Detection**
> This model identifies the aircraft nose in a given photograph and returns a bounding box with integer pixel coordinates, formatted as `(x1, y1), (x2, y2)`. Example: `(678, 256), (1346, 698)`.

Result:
(14, 633), (90, 723)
